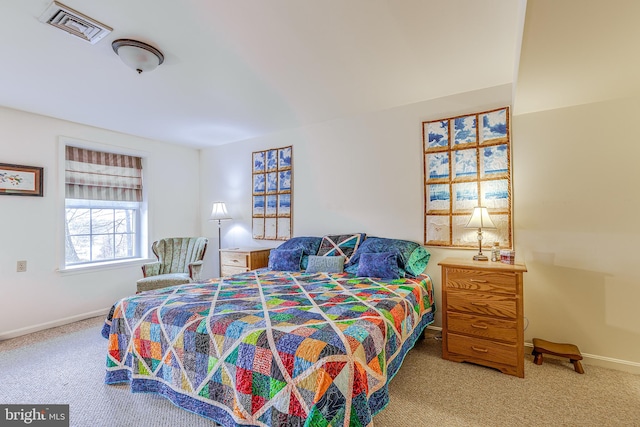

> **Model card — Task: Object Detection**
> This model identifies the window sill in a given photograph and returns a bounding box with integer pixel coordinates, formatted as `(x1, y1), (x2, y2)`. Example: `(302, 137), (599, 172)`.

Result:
(57, 258), (155, 276)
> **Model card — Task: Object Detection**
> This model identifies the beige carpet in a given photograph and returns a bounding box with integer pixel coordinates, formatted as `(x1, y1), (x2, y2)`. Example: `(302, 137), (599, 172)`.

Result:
(1, 317), (639, 426)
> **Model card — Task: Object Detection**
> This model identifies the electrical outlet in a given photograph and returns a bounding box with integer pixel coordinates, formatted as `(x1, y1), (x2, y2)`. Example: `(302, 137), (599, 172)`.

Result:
(17, 260), (27, 272)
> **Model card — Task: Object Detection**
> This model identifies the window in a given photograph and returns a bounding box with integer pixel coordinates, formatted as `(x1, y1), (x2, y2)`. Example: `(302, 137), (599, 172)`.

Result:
(64, 145), (144, 267)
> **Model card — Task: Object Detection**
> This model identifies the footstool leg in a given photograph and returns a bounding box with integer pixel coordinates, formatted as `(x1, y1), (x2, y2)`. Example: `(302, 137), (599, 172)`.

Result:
(532, 351), (543, 365)
(571, 359), (585, 374)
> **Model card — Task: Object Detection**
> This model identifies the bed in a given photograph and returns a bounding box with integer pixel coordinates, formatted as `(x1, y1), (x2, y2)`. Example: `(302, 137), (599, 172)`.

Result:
(103, 236), (435, 426)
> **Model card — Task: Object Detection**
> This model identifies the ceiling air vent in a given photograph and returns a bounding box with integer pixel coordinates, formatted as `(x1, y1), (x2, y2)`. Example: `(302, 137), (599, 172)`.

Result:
(38, 1), (112, 45)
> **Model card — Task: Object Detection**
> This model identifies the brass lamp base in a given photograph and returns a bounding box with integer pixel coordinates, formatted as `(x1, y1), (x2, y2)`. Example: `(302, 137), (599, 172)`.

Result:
(473, 254), (489, 261)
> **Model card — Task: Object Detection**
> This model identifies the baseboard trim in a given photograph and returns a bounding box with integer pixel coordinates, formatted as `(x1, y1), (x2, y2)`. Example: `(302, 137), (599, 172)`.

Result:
(426, 325), (640, 375)
(0, 308), (110, 340)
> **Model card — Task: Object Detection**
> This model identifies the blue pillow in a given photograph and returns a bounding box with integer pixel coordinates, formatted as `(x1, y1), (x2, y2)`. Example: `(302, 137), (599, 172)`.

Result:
(345, 237), (430, 277)
(268, 248), (304, 271)
(305, 255), (345, 273)
(276, 236), (322, 270)
(356, 251), (401, 279)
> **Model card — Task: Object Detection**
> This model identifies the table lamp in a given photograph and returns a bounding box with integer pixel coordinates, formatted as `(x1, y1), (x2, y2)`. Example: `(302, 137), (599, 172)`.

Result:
(465, 206), (496, 261)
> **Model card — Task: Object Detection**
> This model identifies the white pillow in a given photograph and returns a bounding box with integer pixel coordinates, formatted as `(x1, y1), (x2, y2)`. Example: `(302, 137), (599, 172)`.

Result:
(305, 255), (345, 273)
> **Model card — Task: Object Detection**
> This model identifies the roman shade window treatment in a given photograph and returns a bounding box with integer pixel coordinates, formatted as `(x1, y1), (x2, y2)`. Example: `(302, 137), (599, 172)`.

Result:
(65, 145), (143, 202)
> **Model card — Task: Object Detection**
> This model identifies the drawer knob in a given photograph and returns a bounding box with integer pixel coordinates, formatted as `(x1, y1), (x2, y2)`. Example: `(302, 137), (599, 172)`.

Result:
(471, 323), (488, 330)
(471, 302), (489, 307)
(470, 279), (488, 283)
(232, 259), (239, 263)
(472, 346), (489, 353)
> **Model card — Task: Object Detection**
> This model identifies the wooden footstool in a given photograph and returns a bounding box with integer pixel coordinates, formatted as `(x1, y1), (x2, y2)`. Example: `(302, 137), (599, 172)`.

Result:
(532, 338), (584, 374)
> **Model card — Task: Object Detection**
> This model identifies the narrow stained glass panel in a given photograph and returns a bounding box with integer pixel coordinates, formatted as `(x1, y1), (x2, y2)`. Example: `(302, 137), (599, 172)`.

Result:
(426, 120), (449, 149)
(427, 184), (450, 212)
(454, 115), (476, 145)
(264, 218), (277, 239)
(277, 218), (291, 240)
(426, 215), (450, 245)
(266, 195), (277, 216)
(427, 152), (449, 180)
(266, 173), (277, 193)
(482, 144), (509, 177)
(253, 218), (264, 239)
(253, 196), (265, 216)
(278, 194), (291, 215)
(452, 182), (478, 212)
(452, 215), (479, 246)
(481, 179), (510, 210)
(253, 174), (265, 194)
(483, 213), (510, 247)
(278, 147), (292, 169)
(253, 152), (265, 172)
(481, 108), (508, 142)
(266, 150), (278, 171)
(453, 149), (477, 179)
(278, 170), (291, 192)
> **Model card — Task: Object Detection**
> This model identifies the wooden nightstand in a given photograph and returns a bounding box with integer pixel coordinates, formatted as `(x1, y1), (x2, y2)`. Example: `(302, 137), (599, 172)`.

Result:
(219, 248), (271, 277)
(438, 257), (527, 377)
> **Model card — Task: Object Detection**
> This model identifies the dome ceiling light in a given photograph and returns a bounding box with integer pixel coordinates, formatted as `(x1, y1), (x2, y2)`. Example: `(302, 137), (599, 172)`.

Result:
(112, 39), (164, 74)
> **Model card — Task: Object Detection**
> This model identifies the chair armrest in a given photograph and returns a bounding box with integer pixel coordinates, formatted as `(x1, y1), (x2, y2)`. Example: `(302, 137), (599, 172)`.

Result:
(188, 260), (204, 281)
(141, 262), (162, 278)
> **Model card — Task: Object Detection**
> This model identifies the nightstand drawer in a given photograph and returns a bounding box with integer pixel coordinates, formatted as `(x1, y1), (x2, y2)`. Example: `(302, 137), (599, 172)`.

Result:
(221, 251), (248, 268)
(219, 248), (271, 278)
(221, 265), (249, 276)
(447, 312), (518, 342)
(447, 290), (517, 319)
(448, 333), (518, 366)
(446, 268), (516, 294)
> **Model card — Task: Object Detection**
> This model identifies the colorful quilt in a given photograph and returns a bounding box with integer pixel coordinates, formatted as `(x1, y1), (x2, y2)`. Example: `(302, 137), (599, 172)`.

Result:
(103, 270), (435, 427)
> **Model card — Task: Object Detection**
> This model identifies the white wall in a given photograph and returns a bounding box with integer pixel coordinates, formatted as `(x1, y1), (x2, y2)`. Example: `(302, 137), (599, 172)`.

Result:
(512, 95), (640, 367)
(0, 107), (201, 338)
(199, 84), (513, 315)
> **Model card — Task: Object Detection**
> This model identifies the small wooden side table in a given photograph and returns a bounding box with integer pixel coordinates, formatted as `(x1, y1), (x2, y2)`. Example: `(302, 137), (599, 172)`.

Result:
(219, 247), (271, 277)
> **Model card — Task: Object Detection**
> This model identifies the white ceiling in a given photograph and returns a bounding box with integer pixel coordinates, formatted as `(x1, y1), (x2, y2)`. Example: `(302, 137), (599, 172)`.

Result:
(0, 0), (522, 148)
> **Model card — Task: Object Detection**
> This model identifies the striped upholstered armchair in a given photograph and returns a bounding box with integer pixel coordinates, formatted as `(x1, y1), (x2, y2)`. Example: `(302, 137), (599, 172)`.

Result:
(136, 237), (208, 293)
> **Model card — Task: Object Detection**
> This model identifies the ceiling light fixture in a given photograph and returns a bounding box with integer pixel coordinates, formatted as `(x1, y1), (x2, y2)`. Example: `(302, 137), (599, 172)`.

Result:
(112, 39), (164, 74)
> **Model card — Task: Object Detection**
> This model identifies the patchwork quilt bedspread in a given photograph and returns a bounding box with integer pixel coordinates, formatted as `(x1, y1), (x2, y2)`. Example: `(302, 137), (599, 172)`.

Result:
(103, 270), (435, 427)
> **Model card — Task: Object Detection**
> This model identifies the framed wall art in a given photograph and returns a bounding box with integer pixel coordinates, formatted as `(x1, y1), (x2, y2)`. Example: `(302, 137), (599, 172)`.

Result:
(422, 106), (512, 249)
(0, 163), (43, 197)
(252, 145), (292, 240)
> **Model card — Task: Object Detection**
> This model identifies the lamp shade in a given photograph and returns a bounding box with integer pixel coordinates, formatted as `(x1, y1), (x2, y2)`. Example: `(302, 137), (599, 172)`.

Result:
(209, 202), (232, 221)
(465, 206), (496, 229)
(112, 39), (164, 74)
